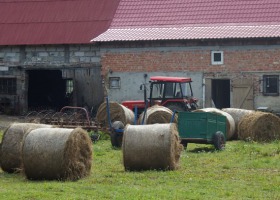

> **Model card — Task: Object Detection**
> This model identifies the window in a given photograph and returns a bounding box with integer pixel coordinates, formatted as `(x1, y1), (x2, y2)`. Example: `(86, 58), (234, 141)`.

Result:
(0, 78), (16, 94)
(151, 82), (164, 98)
(65, 79), (73, 94)
(211, 51), (224, 65)
(109, 77), (120, 89)
(263, 75), (279, 96)
(164, 82), (182, 98)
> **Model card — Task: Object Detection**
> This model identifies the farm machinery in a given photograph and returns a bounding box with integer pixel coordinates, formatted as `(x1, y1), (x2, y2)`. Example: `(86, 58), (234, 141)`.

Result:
(122, 76), (198, 115)
(178, 112), (227, 150)
(24, 98), (226, 150)
(24, 106), (101, 142)
(107, 106), (227, 150)
(24, 76), (226, 150)
(107, 75), (199, 147)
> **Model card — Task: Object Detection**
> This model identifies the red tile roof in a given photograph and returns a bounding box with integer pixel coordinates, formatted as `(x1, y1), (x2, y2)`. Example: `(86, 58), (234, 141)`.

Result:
(92, 0), (280, 42)
(0, 0), (120, 45)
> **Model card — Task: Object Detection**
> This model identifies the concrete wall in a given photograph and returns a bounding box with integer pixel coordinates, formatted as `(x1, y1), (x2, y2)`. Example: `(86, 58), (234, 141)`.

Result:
(0, 44), (103, 114)
(106, 71), (203, 107)
(2, 39), (280, 114)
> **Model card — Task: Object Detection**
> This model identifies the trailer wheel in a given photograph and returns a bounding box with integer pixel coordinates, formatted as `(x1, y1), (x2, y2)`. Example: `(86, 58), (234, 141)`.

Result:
(213, 131), (225, 150)
(111, 121), (124, 148)
(180, 140), (188, 149)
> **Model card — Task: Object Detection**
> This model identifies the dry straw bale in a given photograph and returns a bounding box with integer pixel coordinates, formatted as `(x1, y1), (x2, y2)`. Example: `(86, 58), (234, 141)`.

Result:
(138, 105), (177, 125)
(222, 108), (255, 139)
(238, 112), (280, 142)
(193, 108), (235, 140)
(22, 127), (92, 181)
(0, 123), (53, 173)
(96, 101), (134, 127)
(122, 123), (183, 171)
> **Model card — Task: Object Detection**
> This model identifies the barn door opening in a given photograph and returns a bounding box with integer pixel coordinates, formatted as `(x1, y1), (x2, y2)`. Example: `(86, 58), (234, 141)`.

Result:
(212, 79), (230, 109)
(27, 70), (68, 111)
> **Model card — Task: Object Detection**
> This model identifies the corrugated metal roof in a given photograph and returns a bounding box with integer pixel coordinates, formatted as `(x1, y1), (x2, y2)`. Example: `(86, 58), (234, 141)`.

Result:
(92, 0), (280, 42)
(0, 0), (120, 45)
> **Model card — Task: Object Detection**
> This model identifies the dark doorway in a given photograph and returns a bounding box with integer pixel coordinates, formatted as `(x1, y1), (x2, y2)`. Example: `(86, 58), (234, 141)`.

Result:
(212, 79), (230, 109)
(28, 70), (67, 111)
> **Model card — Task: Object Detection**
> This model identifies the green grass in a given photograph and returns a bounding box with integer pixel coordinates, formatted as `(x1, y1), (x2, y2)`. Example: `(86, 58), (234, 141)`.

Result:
(0, 132), (279, 200)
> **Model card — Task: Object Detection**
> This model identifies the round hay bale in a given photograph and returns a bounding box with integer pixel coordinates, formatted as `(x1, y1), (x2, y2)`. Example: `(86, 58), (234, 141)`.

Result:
(138, 105), (177, 124)
(238, 112), (280, 142)
(22, 127), (92, 181)
(0, 123), (53, 173)
(96, 101), (134, 127)
(222, 108), (255, 139)
(193, 108), (235, 140)
(0, 143), (2, 170)
(122, 123), (183, 171)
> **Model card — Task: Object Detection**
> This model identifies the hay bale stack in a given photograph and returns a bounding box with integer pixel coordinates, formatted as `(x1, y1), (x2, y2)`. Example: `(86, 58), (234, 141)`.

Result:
(138, 105), (177, 124)
(0, 123), (53, 173)
(96, 101), (134, 127)
(22, 127), (92, 181)
(193, 108), (235, 140)
(122, 123), (182, 171)
(238, 112), (280, 142)
(222, 108), (255, 139)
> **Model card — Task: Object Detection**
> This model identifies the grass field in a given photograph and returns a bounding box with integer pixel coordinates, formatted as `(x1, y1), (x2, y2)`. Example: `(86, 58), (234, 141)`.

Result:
(0, 131), (279, 200)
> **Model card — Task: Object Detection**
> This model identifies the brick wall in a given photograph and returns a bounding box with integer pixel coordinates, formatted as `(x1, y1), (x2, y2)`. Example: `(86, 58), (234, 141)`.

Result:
(101, 48), (280, 76)
(100, 41), (280, 111)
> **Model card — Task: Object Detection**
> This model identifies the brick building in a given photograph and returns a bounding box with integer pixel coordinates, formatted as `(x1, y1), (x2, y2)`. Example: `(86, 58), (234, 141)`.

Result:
(92, 0), (280, 113)
(1, 0), (280, 114)
(0, 0), (120, 114)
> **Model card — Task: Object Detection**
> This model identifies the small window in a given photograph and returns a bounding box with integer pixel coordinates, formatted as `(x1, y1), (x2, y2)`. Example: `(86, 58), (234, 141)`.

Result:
(65, 79), (73, 94)
(0, 78), (16, 94)
(211, 51), (224, 65)
(109, 77), (120, 89)
(263, 75), (279, 96)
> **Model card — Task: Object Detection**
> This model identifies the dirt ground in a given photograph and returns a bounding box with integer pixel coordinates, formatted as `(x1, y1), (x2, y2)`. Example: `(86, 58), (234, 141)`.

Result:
(0, 115), (25, 131)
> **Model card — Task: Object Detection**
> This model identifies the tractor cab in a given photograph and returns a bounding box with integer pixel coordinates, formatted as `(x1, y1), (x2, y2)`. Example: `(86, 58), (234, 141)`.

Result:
(149, 76), (197, 111)
(122, 76), (198, 114)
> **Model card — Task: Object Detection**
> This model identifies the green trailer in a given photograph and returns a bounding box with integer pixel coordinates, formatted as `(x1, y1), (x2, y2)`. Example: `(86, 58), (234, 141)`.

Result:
(178, 112), (227, 150)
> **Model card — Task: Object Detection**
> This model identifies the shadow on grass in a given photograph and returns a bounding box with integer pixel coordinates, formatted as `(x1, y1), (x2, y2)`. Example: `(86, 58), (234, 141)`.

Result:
(188, 146), (216, 153)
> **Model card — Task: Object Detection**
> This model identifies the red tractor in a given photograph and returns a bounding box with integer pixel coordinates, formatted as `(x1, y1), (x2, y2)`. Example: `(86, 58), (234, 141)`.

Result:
(122, 76), (198, 114)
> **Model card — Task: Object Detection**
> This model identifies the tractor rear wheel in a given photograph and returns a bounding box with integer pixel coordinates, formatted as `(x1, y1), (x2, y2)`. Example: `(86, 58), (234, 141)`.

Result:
(213, 131), (225, 150)
(110, 121), (124, 148)
(166, 103), (185, 112)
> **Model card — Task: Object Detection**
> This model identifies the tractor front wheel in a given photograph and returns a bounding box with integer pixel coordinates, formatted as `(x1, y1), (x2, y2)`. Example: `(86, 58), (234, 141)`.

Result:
(111, 121), (124, 148)
(213, 131), (225, 150)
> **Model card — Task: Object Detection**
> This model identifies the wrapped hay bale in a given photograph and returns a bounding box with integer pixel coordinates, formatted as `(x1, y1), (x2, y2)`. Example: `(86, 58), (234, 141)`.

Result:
(238, 112), (280, 142)
(122, 123), (182, 171)
(22, 127), (92, 181)
(193, 108), (235, 140)
(96, 101), (134, 127)
(222, 108), (255, 139)
(0, 123), (53, 173)
(138, 105), (177, 124)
